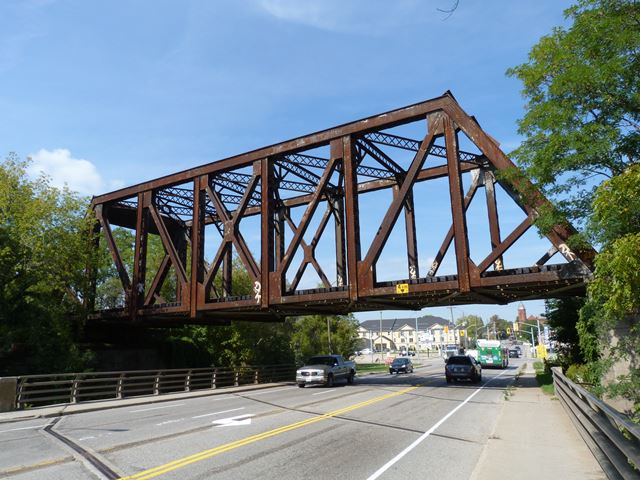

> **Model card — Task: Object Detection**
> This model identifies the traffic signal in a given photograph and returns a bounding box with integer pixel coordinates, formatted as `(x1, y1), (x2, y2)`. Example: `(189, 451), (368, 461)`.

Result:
(444, 325), (449, 334)
(513, 322), (519, 332)
(507, 328), (511, 335)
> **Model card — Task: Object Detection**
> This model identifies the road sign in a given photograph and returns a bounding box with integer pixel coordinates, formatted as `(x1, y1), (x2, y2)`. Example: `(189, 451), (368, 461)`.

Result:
(459, 329), (465, 337)
(395, 283), (409, 294)
(444, 325), (449, 334)
(513, 322), (519, 332)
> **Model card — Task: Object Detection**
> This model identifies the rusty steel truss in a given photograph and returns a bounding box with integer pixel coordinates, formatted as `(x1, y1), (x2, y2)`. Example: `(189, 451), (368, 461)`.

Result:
(89, 92), (595, 325)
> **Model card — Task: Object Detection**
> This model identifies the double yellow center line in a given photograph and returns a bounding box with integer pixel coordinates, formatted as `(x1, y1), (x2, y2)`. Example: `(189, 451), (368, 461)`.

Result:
(121, 385), (419, 479)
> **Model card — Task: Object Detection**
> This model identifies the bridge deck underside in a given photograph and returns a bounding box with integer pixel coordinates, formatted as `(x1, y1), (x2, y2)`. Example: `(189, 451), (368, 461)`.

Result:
(89, 93), (595, 326)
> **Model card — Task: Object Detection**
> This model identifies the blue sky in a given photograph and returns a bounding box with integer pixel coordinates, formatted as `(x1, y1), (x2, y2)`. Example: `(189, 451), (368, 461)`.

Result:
(1, 0), (576, 324)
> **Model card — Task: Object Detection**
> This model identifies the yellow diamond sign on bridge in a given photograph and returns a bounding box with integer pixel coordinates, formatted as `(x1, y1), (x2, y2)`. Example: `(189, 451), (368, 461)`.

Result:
(395, 283), (409, 294)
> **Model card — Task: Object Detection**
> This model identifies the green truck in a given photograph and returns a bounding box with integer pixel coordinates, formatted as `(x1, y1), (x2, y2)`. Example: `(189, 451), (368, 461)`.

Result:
(476, 339), (509, 368)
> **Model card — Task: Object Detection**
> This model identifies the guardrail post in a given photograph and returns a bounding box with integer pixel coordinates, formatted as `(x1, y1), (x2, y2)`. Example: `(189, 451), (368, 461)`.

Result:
(234, 369), (239, 387)
(117, 373), (124, 399)
(185, 370), (192, 392)
(154, 371), (161, 395)
(70, 375), (80, 404)
(254, 368), (259, 384)
(16, 377), (26, 410)
(212, 368), (217, 389)
(0, 377), (17, 412)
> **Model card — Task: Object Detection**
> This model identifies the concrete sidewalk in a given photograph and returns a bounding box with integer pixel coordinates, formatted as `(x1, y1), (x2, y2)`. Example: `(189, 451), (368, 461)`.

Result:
(471, 363), (606, 480)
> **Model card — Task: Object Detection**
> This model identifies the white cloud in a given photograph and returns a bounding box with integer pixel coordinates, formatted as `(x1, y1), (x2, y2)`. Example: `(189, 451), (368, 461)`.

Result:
(27, 148), (121, 196)
(255, 0), (431, 34)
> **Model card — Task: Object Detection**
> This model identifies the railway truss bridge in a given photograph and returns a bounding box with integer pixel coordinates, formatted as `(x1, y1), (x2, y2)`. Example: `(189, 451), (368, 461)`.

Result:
(89, 92), (595, 326)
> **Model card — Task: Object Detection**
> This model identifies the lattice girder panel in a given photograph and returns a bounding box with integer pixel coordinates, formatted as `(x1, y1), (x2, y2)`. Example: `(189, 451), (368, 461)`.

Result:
(89, 92), (595, 325)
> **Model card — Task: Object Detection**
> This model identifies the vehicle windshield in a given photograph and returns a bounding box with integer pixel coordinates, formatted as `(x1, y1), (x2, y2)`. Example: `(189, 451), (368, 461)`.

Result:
(447, 356), (472, 365)
(306, 356), (336, 366)
(391, 359), (407, 366)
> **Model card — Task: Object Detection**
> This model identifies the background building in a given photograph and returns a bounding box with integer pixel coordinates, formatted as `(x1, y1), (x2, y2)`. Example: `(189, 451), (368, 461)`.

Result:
(357, 315), (457, 353)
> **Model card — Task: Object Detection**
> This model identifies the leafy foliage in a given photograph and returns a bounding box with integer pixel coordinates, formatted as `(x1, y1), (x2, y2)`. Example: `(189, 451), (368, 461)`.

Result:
(455, 314), (484, 344)
(507, 0), (640, 224)
(0, 155), (96, 374)
(509, 0), (640, 417)
(291, 314), (360, 363)
(544, 297), (585, 365)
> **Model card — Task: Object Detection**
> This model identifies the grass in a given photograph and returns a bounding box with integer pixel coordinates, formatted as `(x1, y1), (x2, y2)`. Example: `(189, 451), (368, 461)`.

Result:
(533, 361), (555, 395)
(356, 363), (392, 374)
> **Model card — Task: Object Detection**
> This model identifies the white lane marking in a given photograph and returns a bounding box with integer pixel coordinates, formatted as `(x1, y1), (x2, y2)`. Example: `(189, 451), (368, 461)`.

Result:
(242, 387), (298, 396)
(212, 414), (255, 427)
(130, 403), (185, 413)
(366, 368), (511, 480)
(0, 424), (49, 434)
(78, 436), (97, 441)
(192, 407), (245, 419)
(156, 418), (185, 426)
(312, 389), (336, 396)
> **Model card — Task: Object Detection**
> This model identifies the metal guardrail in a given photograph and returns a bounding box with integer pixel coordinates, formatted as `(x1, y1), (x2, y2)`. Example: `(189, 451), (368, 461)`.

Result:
(551, 367), (640, 479)
(15, 364), (296, 409)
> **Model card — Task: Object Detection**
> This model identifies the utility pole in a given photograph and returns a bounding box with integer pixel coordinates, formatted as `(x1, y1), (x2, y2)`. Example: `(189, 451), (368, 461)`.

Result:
(530, 327), (536, 357)
(327, 317), (332, 354)
(415, 314), (419, 354)
(379, 311), (383, 360)
(369, 330), (374, 362)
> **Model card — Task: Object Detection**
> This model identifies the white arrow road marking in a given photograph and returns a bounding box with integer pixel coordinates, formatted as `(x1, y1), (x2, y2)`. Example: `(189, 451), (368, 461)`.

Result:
(192, 407), (245, 419)
(211, 414), (255, 427)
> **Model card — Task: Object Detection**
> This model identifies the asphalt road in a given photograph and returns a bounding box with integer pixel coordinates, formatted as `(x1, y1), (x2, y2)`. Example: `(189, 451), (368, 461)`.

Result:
(0, 357), (523, 480)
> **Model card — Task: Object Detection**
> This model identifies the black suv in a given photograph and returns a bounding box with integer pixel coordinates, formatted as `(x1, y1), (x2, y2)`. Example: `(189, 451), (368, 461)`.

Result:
(445, 355), (482, 383)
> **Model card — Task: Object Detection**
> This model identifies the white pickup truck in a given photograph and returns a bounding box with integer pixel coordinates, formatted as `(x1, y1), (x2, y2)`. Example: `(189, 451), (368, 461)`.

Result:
(296, 354), (356, 388)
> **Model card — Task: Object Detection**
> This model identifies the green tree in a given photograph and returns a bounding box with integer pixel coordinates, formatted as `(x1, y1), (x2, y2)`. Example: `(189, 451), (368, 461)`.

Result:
(291, 314), (359, 363)
(508, 0), (639, 417)
(544, 297), (586, 365)
(456, 314), (484, 344)
(487, 315), (513, 340)
(0, 155), (96, 374)
(581, 166), (640, 416)
(507, 0), (640, 225)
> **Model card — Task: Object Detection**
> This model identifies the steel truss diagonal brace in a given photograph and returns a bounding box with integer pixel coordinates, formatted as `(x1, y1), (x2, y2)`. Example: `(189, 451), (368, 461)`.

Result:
(427, 169), (482, 277)
(95, 204), (131, 293)
(205, 174), (261, 285)
(149, 202), (188, 288)
(278, 157), (340, 278)
(284, 206), (333, 291)
(359, 117), (441, 287)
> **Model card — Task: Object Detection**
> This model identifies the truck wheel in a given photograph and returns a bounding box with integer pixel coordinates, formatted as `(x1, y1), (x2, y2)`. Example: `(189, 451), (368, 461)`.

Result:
(297, 383), (305, 388)
(347, 372), (355, 385)
(326, 374), (334, 388)
(446, 377), (452, 384)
